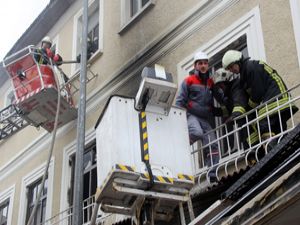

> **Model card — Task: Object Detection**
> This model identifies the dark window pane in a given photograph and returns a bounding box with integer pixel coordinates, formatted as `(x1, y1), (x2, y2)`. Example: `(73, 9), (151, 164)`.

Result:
(142, 0), (149, 7)
(0, 200), (9, 225)
(92, 146), (97, 163)
(41, 200), (47, 223)
(83, 151), (92, 171)
(91, 168), (97, 195)
(131, 0), (138, 16)
(83, 173), (90, 200)
(43, 179), (48, 195)
(26, 179), (47, 225)
(93, 24), (99, 52)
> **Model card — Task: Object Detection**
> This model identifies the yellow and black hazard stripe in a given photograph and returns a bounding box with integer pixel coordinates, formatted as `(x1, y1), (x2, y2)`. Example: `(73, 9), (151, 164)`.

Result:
(141, 173), (174, 184)
(138, 111), (155, 186)
(177, 174), (194, 182)
(139, 111), (149, 162)
(115, 164), (135, 172)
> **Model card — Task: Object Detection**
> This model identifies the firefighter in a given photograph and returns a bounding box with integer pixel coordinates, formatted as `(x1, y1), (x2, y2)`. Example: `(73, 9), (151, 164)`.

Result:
(176, 51), (220, 170)
(222, 50), (298, 146)
(212, 68), (247, 119)
(212, 68), (259, 149)
(34, 36), (62, 65)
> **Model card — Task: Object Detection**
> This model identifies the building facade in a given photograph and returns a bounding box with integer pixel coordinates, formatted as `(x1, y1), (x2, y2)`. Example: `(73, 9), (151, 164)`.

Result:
(0, 0), (300, 224)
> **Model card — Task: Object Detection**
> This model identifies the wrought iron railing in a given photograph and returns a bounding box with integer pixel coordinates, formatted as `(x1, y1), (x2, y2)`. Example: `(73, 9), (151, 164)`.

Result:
(40, 195), (103, 225)
(191, 83), (300, 186)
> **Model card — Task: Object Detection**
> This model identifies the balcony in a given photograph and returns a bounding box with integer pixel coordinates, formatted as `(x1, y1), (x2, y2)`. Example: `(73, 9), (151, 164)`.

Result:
(191, 83), (300, 189)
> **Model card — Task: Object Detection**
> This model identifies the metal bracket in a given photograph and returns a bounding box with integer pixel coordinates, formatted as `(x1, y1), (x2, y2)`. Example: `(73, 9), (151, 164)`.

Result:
(112, 182), (189, 202)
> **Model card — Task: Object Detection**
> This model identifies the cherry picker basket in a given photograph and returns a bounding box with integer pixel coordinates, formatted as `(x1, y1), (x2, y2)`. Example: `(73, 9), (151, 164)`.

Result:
(3, 46), (77, 132)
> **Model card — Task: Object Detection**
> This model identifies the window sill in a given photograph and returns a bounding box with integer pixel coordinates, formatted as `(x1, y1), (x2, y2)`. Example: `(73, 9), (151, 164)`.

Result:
(72, 49), (103, 76)
(119, 1), (155, 35)
(88, 49), (103, 64)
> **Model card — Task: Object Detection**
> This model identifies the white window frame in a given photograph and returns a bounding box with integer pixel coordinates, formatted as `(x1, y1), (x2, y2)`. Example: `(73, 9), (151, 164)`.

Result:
(60, 128), (96, 221)
(18, 159), (54, 225)
(0, 185), (15, 225)
(177, 6), (266, 85)
(120, 0), (155, 33)
(71, 0), (104, 75)
(290, 0), (300, 68)
(51, 35), (59, 54)
(4, 87), (15, 107)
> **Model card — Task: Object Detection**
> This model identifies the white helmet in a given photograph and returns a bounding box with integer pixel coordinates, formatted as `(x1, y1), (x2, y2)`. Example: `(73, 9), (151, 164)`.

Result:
(42, 36), (52, 46)
(222, 50), (242, 69)
(213, 68), (233, 84)
(194, 51), (208, 63)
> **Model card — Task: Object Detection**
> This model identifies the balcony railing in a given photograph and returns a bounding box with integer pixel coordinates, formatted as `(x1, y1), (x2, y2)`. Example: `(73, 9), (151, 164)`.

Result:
(41, 195), (102, 225)
(191, 83), (300, 187)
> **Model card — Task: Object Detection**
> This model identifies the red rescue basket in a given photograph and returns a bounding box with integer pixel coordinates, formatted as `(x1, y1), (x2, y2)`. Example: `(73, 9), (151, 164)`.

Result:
(3, 46), (77, 132)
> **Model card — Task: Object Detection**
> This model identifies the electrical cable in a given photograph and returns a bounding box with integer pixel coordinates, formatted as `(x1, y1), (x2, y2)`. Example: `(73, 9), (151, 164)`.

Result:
(26, 59), (61, 225)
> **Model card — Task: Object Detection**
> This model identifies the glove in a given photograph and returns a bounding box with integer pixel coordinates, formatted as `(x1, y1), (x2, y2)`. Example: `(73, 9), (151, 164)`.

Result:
(231, 111), (242, 119)
(224, 116), (233, 123)
(227, 112), (245, 126)
(53, 54), (62, 65)
(46, 48), (54, 58)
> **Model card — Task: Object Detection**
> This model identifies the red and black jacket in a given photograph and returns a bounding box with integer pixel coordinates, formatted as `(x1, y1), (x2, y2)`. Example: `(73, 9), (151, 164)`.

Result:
(176, 71), (214, 119)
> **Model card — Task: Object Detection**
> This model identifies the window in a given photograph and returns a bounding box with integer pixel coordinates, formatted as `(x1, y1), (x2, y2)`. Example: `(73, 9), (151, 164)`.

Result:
(120, 0), (154, 32)
(130, 0), (150, 17)
(177, 7), (265, 173)
(4, 89), (15, 107)
(73, 0), (103, 72)
(25, 179), (48, 225)
(0, 186), (14, 225)
(209, 35), (248, 72)
(18, 161), (54, 225)
(68, 143), (97, 223)
(3, 88), (15, 115)
(0, 200), (9, 225)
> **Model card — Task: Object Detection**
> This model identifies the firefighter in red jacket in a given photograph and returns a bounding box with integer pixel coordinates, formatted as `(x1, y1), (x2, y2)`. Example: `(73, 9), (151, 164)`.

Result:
(176, 51), (220, 169)
(222, 50), (298, 146)
(34, 36), (62, 65)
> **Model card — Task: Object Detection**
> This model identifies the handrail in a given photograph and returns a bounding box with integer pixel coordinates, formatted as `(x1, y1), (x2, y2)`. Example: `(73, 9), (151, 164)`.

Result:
(191, 82), (300, 187)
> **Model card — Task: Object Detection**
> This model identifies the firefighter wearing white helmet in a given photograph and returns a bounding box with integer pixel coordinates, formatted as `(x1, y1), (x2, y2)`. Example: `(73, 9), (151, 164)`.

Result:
(176, 51), (220, 178)
(222, 50), (243, 71)
(221, 49), (298, 147)
(212, 68), (247, 117)
(213, 68), (233, 84)
(34, 36), (63, 65)
(41, 36), (52, 47)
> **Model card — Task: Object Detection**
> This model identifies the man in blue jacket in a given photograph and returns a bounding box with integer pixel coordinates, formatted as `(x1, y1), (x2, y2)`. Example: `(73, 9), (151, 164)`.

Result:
(176, 51), (220, 170)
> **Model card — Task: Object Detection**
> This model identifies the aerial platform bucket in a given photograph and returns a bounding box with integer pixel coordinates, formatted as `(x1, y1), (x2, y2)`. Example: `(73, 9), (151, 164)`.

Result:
(3, 46), (77, 132)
